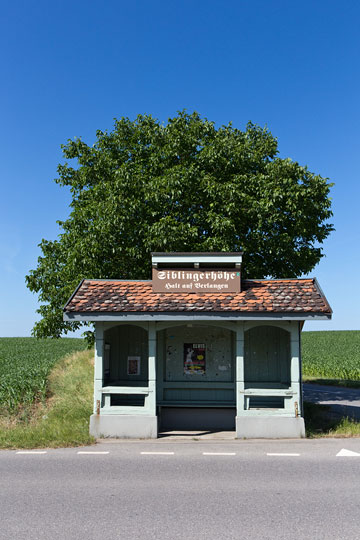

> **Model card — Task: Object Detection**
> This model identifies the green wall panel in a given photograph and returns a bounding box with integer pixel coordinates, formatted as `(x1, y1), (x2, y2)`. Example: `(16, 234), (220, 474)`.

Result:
(104, 325), (148, 385)
(244, 326), (290, 387)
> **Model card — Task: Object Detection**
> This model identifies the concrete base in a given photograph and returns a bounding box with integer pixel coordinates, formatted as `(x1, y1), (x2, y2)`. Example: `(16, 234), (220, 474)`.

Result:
(236, 416), (305, 439)
(90, 414), (158, 439)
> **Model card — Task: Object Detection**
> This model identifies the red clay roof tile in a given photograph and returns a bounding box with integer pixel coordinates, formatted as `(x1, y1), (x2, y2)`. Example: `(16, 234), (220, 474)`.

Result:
(64, 279), (332, 315)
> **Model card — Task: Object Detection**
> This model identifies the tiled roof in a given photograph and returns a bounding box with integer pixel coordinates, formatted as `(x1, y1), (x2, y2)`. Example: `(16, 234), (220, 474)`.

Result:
(64, 279), (332, 314)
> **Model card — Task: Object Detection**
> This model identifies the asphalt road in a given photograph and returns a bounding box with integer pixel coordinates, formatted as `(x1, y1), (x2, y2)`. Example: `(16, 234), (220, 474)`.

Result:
(1, 439), (360, 540)
(303, 383), (360, 419)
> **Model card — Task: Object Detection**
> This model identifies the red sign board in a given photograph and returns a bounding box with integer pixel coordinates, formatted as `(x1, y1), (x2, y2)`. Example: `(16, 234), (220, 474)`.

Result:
(152, 268), (241, 293)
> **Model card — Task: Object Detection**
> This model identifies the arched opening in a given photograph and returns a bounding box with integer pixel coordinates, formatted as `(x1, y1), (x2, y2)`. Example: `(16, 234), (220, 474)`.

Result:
(103, 325), (149, 406)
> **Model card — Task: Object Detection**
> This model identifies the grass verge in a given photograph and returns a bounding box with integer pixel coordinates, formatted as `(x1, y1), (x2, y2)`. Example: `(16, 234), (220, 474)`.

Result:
(304, 401), (360, 438)
(0, 349), (95, 449)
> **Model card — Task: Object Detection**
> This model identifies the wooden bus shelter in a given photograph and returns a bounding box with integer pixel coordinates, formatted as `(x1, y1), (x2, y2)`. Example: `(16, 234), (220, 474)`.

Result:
(63, 252), (332, 439)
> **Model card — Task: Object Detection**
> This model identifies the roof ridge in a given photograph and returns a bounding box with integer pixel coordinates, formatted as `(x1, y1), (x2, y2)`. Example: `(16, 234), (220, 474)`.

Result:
(85, 279), (151, 282)
(243, 278), (314, 282)
(83, 277), (314, 283)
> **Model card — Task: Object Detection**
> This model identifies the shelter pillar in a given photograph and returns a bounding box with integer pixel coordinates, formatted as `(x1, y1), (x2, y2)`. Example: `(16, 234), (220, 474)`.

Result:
(290, 322), (302, 417)
(147, 322), (157, 416)
(93, 322), (104, 414)
(235, 321), (245, 416)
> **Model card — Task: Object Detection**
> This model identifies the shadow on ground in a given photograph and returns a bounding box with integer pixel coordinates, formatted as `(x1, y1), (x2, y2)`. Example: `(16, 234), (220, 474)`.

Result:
(303, 382), (360, 421)
(158, 430), (235, 440)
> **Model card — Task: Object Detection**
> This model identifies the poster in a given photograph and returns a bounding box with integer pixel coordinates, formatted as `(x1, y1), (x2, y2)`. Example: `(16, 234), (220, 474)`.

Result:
(184, 343), (206, 375)
(127, 356), (141, 375)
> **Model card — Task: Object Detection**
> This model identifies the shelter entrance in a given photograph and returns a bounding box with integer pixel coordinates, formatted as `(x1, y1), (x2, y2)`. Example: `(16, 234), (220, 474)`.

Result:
(156, 324), (236, 431)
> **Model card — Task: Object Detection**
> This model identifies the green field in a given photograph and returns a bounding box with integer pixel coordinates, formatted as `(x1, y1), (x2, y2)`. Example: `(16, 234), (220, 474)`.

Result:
(0, 338), (86, 414)
(302, 330), (360, 381)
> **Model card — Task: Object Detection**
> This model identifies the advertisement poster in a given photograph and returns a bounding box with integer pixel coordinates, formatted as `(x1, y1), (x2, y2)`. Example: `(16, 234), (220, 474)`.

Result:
(127, 356), (141, 375)
(184, 343), (206, 375)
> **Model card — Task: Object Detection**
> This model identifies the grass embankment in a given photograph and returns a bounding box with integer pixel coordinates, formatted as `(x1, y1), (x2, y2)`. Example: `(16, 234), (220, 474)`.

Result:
(0, 339), (94, 449)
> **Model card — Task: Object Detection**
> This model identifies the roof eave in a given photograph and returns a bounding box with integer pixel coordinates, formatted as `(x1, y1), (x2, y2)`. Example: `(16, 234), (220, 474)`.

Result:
(63, 311), (332, 322)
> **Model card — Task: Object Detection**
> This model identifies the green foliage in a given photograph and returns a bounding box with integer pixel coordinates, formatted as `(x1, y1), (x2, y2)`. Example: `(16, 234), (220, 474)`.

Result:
(302, 331), (360, 380)
(26, 111), (334, 338)
(0, 338), (86, 413)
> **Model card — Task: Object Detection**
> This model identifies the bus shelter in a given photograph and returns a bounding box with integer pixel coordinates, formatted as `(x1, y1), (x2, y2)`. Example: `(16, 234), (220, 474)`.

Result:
(63, 252), (332, 438)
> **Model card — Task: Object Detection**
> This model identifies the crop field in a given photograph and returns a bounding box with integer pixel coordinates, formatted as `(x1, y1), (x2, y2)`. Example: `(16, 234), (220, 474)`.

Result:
(0, 338), (86, 413)
(302, 330), (360, 381)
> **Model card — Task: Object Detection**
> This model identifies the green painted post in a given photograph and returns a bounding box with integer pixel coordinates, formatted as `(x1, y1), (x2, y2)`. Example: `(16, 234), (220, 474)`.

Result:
(94, 322), (104, 414)
(236, 321), (245, 415)
(147, 322), (157, 415)
(156, 330), (165, 403)
(290, 322), (301, 416)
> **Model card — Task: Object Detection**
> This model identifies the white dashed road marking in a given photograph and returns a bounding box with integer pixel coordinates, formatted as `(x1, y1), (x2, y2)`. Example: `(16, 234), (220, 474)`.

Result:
(16, 451), (47, 454)
(140, 452), (175, 455)
(267, 453), (300, 456)
(13, 448), (360, 458)
(77, 451), (109, 455)
(203, 452), (236, 456)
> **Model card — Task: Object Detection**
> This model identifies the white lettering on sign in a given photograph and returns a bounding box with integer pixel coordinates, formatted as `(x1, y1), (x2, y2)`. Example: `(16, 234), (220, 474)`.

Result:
(195, 282), (228, 290)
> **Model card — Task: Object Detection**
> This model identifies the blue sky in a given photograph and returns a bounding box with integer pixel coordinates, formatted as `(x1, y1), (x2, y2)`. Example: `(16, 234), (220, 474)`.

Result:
(1, 0), (359, 336)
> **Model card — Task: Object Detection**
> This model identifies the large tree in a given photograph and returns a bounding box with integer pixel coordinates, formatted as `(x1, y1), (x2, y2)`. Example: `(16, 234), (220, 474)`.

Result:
(26, 111), (333, 339)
